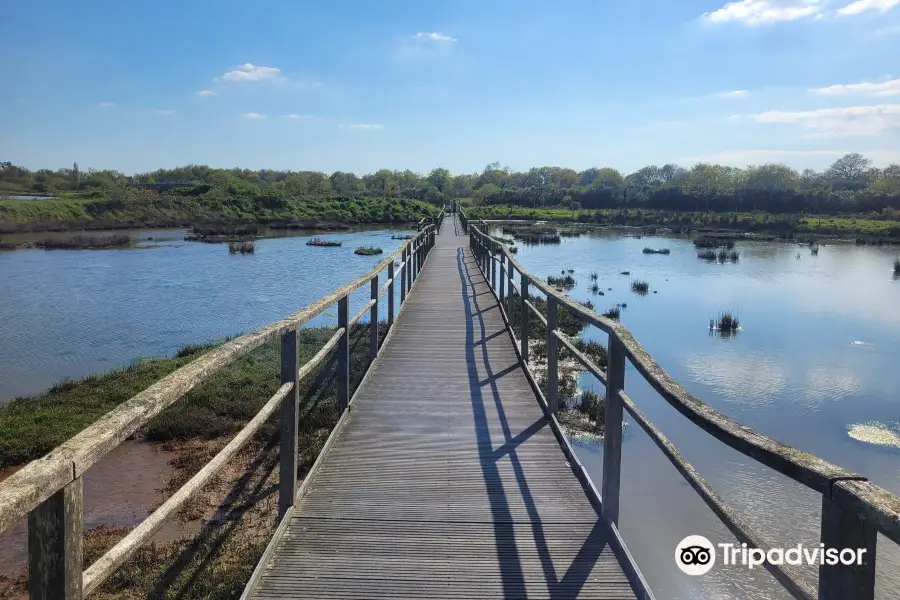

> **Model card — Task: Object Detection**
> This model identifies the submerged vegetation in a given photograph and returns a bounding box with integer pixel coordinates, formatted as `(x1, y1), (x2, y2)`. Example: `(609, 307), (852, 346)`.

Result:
(307, 237), (342, 247)
(354, 246), (383, 256)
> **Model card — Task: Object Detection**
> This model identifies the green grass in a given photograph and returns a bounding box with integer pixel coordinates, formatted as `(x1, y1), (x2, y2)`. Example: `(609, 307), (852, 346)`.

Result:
(0, 324), (385, 468)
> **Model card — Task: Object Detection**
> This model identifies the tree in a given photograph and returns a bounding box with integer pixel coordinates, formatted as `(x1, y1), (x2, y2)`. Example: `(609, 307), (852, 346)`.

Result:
(426, 168), (451, 196)
(72, 162), (80, 190)
(826, 153), (873, 190)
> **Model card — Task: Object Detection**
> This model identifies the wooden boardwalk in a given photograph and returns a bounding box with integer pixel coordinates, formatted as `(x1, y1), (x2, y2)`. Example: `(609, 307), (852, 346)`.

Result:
(249, 216), (639, 599)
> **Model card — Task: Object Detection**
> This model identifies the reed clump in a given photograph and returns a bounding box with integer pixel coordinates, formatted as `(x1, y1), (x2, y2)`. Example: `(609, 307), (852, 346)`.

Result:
(354, 246), (383, 256)
(711, 311), (740, 335)
(37, 234), (131, 250)
(547, 273), (576, 289)
(894, 258), (900, 275)
(602, 306), (621, 320)
(228, 240), (255, 254)
(642, 247), (670, 255)
(631, 280), (649, 295)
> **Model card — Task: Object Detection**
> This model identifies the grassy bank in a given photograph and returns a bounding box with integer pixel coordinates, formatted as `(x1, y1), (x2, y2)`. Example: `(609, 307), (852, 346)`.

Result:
(466, 205), (900, 240)
(0, 323), (388, 599)
(0, 191), (437, 234)
(0, 324), (383, 468)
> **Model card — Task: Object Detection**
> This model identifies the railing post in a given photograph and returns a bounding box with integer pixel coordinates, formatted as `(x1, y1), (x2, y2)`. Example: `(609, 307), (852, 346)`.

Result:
(602, 334), (626, 526)
(28, 477), (84, 600)
(388, 261), (395, 326)
(499, 253), (506, 306)
(818, 494), (877, 600)
(490, 243), (497, 293)
(400, 247), (407, 304)
(547, 295), (558, 414)
(520, 275), (530, 362)
(406, 241), (413, 293)
(370, 275), (379, 360)
(279, 327), (299, 518)
(337, 295), (350, 412)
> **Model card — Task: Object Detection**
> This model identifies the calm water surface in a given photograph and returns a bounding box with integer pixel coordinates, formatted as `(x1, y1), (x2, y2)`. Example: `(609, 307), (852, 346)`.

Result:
(492, 228), (900, 599)
(0, 226), (414, 401)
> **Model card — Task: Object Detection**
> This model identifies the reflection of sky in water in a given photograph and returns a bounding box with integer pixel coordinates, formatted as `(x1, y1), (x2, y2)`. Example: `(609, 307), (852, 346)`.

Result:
(501, 229), (900, 599)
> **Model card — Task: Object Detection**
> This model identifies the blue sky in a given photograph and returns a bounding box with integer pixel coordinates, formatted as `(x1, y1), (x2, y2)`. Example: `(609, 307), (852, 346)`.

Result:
(2, 0), (899, 175)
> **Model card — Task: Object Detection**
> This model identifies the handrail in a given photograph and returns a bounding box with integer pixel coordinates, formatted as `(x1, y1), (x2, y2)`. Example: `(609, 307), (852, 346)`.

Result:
(0, 223), (438, 599)
(464, 210), (899, 600)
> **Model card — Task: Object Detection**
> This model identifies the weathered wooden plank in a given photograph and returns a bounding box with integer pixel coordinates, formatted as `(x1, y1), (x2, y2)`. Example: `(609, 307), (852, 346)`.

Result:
(279, 330), (299, 519)
(602, 335), (625, 527)
(28, 477), (83, 600)
(818, 493), (877, 600)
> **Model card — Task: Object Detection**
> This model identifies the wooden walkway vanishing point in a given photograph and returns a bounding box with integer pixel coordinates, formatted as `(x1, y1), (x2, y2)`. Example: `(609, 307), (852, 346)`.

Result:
(4, 209), (899, 600)
(246, 216), (642, 599)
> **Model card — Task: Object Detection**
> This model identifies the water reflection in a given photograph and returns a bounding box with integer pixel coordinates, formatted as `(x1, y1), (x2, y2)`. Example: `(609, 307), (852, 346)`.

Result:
(500, 226), (900, 599)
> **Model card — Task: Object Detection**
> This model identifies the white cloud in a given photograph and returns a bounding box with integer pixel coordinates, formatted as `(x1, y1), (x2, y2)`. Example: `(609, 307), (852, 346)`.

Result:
(414, 32), (457, 42)
(221, 63), (282, 83)
(196, 89), (217, 97)
(746, 104), (900, 137)
(155, 109), (176, 115)
(97, 102), (114, 108)
(701, 0), (824, 25)
(242, 112), (266, 120)
(282, 113), (317, 120)
(340, 123), (384, 130)
(837, 0), (900, 15)
(810, 77), (900, 97)
(716, 90), (750, 99)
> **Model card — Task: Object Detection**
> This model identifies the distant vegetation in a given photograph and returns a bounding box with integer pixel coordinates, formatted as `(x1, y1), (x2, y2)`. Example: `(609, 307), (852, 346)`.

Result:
(354, 246), (383, 256)
(306, 238), (342, 247)
(642, 247), (670, 255)
(3, 234), (133, 250)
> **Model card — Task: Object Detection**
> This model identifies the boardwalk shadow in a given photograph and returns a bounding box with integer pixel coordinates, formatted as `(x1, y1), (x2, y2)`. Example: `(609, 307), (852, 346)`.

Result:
(456, 244), (613, 599)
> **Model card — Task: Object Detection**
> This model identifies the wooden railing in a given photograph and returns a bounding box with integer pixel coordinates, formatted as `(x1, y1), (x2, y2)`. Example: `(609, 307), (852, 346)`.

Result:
(464, 211), (900, 600)
(0, 224), (437, 599)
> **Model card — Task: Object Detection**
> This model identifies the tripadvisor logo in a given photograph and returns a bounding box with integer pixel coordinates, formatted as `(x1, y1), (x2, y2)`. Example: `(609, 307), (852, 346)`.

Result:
(675, 535), (869, 576)
(675, 535), (716, 576)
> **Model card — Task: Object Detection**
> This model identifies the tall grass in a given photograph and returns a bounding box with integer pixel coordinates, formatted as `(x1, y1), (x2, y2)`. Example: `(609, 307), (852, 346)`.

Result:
(602, 306), (621, 320)
(631, 279), (649, 294)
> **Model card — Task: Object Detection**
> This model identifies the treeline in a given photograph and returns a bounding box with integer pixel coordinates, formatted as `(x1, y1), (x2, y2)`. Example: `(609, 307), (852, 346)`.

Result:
(2, 153), (900, 215)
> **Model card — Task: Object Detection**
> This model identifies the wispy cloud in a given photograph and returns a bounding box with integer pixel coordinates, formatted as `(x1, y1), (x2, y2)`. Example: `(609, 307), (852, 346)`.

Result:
(242, 112), (266, 120)
(744, 104), (900, 137)
(97, 102), (115, 108)
(701, 0), (824, 25)
(282, 113), (317, 120)
(716, 90), (750, 99)
(809, 77), (900, 97)
(196, 90), (217, 97)
(340, 123), (384, 130)
(222, 63), (282, 83)
(837, 0), (900, 15)
(155, 109), (177, 116)
(414, 32), (457, 42)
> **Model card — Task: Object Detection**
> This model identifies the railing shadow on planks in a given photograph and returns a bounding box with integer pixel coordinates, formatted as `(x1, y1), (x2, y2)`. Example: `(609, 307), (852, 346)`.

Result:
(460, 207), (900, 600)
(0, 214), (441, 599)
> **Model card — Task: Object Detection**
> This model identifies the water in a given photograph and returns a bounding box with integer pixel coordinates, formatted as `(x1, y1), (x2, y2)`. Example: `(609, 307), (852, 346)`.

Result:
(493, 228), (900, 599)
(0, 226), (414, 401)
(3, 195), (58, 200)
